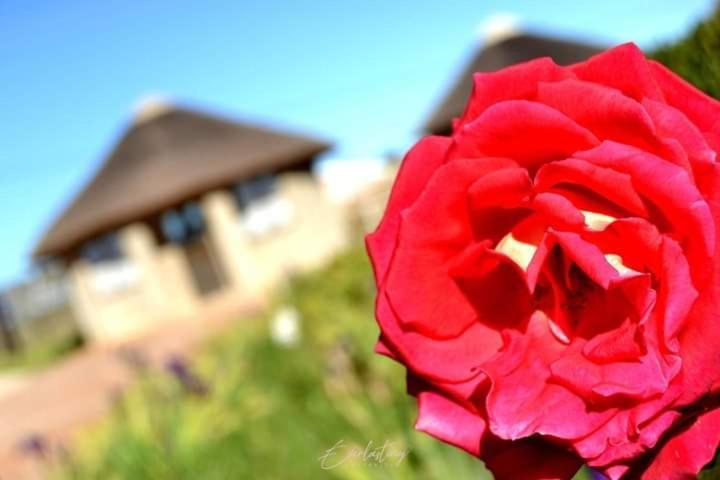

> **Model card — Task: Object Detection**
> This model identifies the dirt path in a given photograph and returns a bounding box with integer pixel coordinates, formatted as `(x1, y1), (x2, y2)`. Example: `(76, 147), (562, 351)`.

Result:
(0, 299), (259, 480)
(0, 374), (31, 401)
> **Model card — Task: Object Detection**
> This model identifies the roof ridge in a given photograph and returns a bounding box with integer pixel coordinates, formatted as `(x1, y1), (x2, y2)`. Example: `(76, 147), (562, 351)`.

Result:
(132, 95), (175, 125)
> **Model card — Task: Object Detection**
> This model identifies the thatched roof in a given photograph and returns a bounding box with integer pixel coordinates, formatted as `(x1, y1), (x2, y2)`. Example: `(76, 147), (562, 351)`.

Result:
(423, 33), (603, 135)
(34, 104), (331, 258)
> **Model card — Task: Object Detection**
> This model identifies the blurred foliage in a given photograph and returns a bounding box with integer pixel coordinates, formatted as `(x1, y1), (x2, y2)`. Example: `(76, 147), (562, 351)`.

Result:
(0, 330), (83, 371)
(651, 7), (720, 99)
(48, 247), (509, 479)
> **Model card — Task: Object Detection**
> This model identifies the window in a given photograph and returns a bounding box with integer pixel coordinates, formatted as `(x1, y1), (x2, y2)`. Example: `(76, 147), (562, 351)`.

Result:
(81, 233), (123, 263)
(233, 175), (293, 237)
(81, 234), (137, 295)
(160, 202), (206, 244)
(233, 175), (277, 210)
(90, 261), (138, 295)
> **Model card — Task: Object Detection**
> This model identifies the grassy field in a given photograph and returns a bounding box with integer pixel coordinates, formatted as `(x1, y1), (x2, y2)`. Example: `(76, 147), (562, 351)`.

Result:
(48, 247), (595, 479)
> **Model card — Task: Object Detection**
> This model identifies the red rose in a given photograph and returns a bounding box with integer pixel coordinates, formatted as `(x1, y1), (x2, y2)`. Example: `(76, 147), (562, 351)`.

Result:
(366, 43), (720, 480)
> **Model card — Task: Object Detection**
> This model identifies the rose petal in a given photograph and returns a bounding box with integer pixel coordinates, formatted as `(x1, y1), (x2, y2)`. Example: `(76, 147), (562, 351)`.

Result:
(649, 60), (720, 137)
(675, 168), (720, 405)
(467, 167), (533, 210)
(534, 158), (648, 217)
(582, 217), (662, 274)
(470, 207), (534, 245)
(639, 407), (720, 480)
(575, 141), (715, 285)
(386, 160), (507, 339)
(677, 291), (720, 404)
(466, 166), (534, 242)
(642, 98), (716, 177)
(582, 320), (646, 364)
(377, 291), (500, 383)
(531, 192), (586, 230)
(408, 369), (487, 401)
(551, 341), (678, 403)
(366, 136), (451, 285)
(601, 465), (628, 480)
(415, 390), (486, 456)
(450, 242), (533, 329)
(482, 312), (614, 440)
(451, 100), (599, 166)
(540, 231), (620, 290)
(655, 237), (699, 351)
(571, 43), (664, 102)
(536, 79), (661, 149)
(374, 335), (398, 359)
(585, 410), (680, 471)
(573, 386), (682, 464)
(457, 56), (573, 129)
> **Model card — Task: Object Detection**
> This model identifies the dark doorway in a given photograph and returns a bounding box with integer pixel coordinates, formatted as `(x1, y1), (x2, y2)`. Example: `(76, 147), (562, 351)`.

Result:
(183, 236), (226, 296)
(161, 202), (227, 296)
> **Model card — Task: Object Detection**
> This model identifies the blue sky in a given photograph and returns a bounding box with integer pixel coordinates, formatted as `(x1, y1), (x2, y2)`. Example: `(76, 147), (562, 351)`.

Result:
(0, 0), (715, 287)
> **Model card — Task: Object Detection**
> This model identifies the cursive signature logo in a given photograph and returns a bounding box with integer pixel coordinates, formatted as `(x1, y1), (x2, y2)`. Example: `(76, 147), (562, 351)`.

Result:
(318, 439), (410, 469)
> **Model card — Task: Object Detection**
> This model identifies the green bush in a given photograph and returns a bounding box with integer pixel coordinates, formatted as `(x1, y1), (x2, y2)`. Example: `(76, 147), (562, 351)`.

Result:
(651, 7), (720, 99)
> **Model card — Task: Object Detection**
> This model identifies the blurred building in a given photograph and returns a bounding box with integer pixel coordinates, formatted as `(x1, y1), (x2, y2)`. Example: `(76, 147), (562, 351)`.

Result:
(423, 30), (603, 135)
(33, 101), (350, 343)
(316, 157), (399, 234)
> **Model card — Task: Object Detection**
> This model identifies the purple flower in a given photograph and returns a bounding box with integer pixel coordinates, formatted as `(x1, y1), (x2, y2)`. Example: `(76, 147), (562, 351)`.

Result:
(164, 355), (209, 397)
(18, 434), (49, 459)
